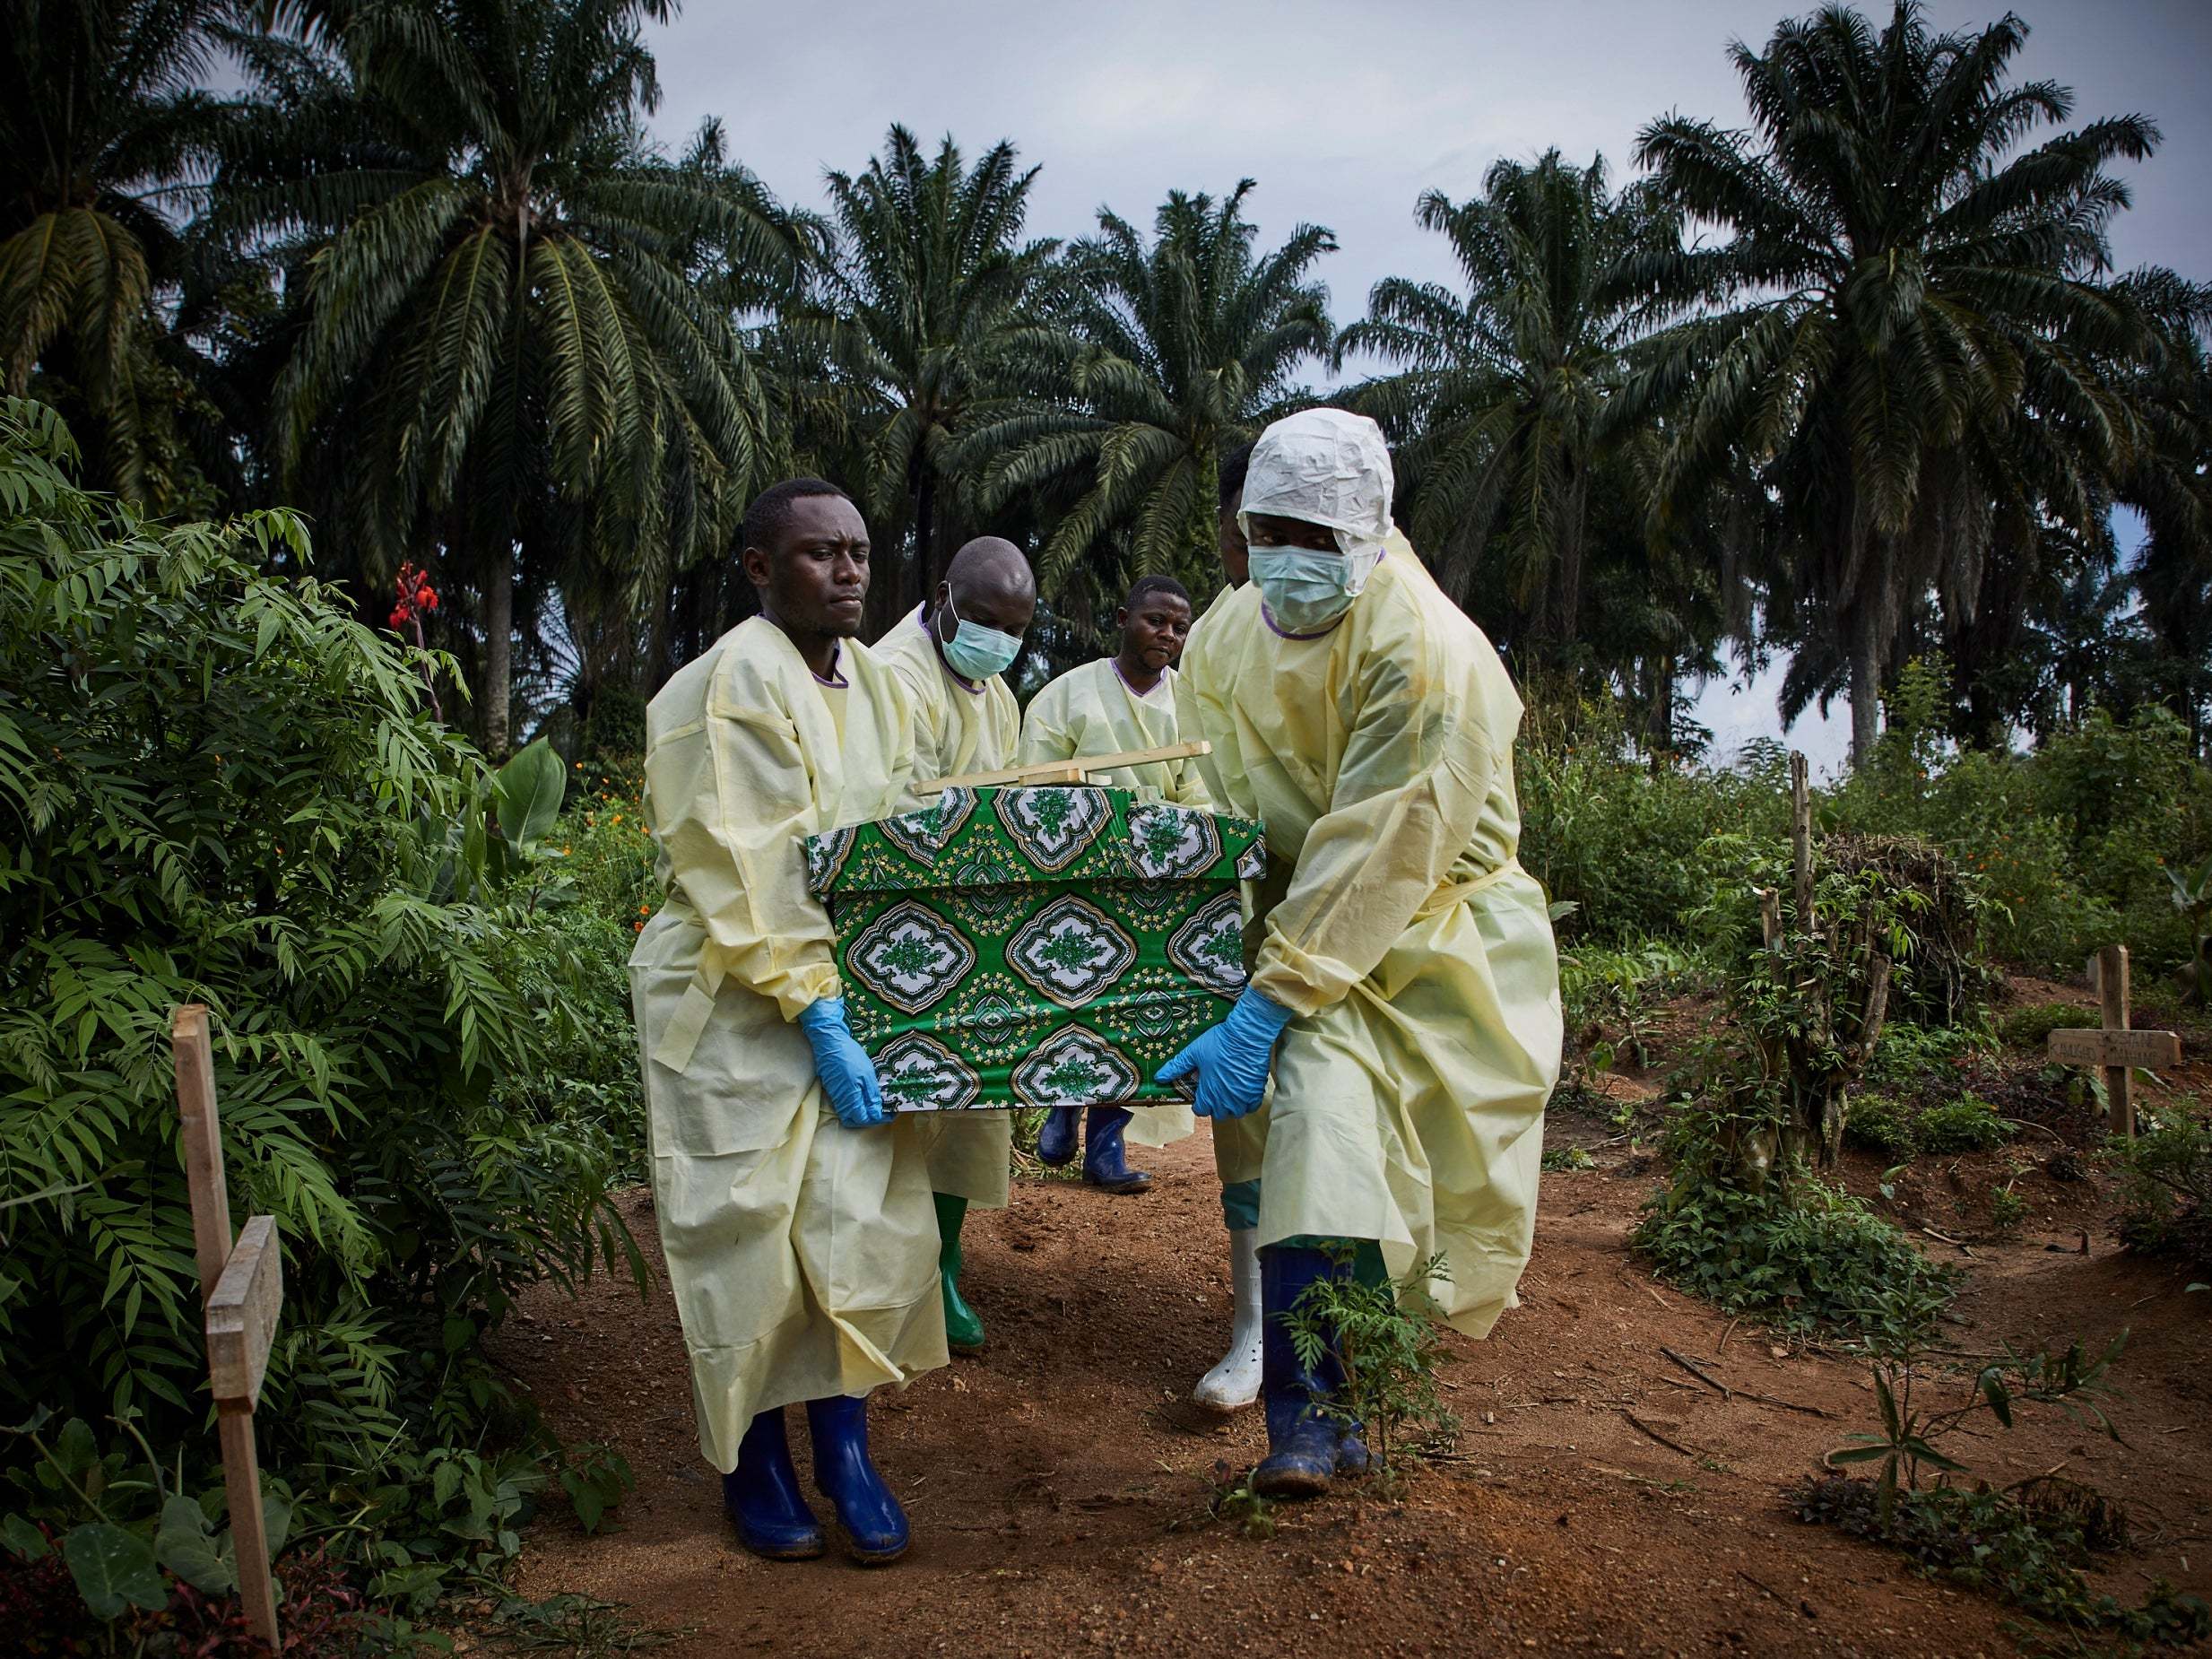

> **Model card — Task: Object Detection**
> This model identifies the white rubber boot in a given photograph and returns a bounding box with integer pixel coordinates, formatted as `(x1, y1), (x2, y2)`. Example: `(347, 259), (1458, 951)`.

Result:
(1192, 1228), (1263, 1412)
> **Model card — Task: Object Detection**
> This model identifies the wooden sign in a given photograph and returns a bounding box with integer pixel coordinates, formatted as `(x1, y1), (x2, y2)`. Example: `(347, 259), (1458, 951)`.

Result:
(916, 739), (1211, 795)
(171, 1005), (282, 1649)
(2037, 946), (2174, 1138)
(2047, 1027), (2181, 1071)
(206, 1216), (282, 1411)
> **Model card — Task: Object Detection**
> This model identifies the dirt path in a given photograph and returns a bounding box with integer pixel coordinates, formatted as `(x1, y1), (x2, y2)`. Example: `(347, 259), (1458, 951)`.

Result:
(489, 1119), (2210, 1658)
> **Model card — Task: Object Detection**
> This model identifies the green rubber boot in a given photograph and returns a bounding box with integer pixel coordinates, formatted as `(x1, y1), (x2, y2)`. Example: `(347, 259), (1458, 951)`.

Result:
(933, 1192), (986, 1354)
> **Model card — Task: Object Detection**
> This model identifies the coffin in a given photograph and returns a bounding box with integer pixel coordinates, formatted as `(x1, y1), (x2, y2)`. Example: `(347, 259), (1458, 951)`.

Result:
(803, 785), (1263, 1112)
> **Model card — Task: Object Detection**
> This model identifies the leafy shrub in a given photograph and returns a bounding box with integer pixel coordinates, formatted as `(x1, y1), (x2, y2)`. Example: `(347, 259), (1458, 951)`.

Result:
(1633, 1177), (1957, 1347)
(1996, 1003), (2102, 1048)
(1913, 1095), (2013, 1154)
(1846, 1092), (1919, 1160)
(1516, 707), (1786, 946)
(2111, 1098), (2212, 1272)
(0, 400), (636, 1615)
(1844, 1089), (2013, 1160)
(1797, 1477), (2207, 1640)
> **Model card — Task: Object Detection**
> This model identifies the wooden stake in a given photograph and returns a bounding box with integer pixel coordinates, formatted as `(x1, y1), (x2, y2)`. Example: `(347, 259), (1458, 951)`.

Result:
(173, 1006), (230, 1305)
(172, 1006), (281, 1649)
(915, 739), (1210, 795)
(2098, 944), (2134, 1138)
(218, 1410), (277, 1644)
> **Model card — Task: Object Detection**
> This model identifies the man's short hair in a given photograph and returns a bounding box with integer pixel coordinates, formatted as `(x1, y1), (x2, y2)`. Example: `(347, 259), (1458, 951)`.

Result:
(1123, 574), (1192, 611)
(1218, 442), (1255, 510)
(742, 477), (853, 558)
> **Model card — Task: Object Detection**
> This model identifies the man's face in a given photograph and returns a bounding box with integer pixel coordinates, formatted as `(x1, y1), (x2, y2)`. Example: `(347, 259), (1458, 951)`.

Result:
(1118, 590), (1193, 673)
(1217, 489), (1249, 587)
(936, 577), (1036, 642)
(744, 495), (871, 636)
(1243, 512), (1340, 554)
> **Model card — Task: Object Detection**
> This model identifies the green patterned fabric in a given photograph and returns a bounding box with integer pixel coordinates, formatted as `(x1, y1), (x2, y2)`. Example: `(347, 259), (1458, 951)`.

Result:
(803, 786), (1264, 1113)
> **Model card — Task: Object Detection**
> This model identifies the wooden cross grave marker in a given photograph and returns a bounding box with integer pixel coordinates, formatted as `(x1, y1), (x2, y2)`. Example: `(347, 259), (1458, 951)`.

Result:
(173, 1004), (283, 1649)
(2044, 945), (2180, 1139)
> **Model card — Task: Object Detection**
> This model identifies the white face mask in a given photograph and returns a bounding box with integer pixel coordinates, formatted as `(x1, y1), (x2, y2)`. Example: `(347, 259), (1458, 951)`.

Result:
(938, 594), (1022, 681)
(1247, 544), (1383, 633)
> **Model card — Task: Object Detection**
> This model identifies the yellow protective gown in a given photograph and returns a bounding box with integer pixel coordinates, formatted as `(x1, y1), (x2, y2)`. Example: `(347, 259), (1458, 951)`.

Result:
(1017, 658), (1210, 805)
(1178, 588), (1271, 1190)
(872, 605), (1018, 1207)
(629, 619), (946, 1472)
(1175, 534), (1562, 1337)
(1016, 657), (1206, 1150)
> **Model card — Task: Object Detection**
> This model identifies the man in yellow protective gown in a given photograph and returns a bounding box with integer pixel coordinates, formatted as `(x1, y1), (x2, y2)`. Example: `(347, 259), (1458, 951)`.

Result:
(1018, 574), (1204, 1194)
(1164, 409), (1563, 1498)
(872, 535), (1037, 1354)
(631, 478), (941, 1565)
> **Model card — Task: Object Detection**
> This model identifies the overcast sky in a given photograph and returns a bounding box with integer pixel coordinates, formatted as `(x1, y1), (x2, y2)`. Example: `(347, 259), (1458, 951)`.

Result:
(639, 0), (2211, 769)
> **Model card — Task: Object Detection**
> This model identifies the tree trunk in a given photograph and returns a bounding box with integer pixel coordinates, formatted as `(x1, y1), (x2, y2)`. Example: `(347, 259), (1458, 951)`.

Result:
(1847, 616), (1880, 769)
(483, 546), (513, 758)
(1644, 653), (1676, 765)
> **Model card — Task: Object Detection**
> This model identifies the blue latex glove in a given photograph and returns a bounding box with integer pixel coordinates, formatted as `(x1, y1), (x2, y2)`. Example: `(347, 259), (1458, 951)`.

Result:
(1157, 988), (1294, 1119)
(799, 998), (888, 1128)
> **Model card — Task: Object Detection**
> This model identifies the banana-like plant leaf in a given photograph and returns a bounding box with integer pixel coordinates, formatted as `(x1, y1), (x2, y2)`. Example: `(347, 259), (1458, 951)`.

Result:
(490, 738), (565, 854)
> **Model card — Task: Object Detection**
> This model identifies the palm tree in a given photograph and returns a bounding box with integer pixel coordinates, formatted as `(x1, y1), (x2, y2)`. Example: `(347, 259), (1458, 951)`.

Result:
(958, 182), (1332, 612)
(1338, 152), (1676, 660)
(1631, 2), (2156, 765)
(0, 0), (239, 508)
(806, 126), (1058, 636)
(222, 0), (794, 751)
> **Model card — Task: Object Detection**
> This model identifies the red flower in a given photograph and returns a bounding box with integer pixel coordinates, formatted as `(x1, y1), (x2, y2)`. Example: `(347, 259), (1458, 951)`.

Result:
(389, 605), (408, 629)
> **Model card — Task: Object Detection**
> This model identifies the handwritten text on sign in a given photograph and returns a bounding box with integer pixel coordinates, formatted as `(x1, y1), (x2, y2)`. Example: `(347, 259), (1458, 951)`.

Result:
(2046, 1027), (2182, 1070)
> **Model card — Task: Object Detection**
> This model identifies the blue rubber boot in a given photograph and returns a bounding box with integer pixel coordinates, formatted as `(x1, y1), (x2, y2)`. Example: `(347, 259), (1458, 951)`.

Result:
(721, 1409), (825, 1559)
(1036, 1107), (1080, 1166)
(1324, 1340), (1371, 1477)
(1252, 1245), (1341, 1499)
(805, 1394), (910, 1565)
(1081, 1107), (1151, 1194)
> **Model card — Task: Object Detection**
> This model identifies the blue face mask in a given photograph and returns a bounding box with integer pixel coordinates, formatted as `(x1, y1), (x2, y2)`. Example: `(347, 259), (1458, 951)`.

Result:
(938, 595), (1022, 681)
(1247, 545), (1378, 633)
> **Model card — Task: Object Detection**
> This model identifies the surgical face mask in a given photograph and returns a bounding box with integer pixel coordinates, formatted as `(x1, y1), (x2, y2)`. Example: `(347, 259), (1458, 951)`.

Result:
(1247, 544), (1382, 633)
(938, 595), (1022, 681)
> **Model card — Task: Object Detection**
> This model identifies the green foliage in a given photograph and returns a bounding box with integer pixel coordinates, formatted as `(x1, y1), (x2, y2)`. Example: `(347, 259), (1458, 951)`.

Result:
(1634, 1177), (1957, 1348)
(1338, 151), (1687, 661)
(1516, 717), (1787, 946)
(965, 179), (1334, 608)
(1803, 1327), (2206, 1641)
(1845, 1092), (1919, 1160)
(1997, 1003), (2103, 1049)
(1559, 936), (1695, 1080)
(0, 401), (636, 1621)
(2110, 1098), (2212, 1272)
(1915, 1096), (2014, 1155)
(1798, 1476), (2208, 1642)
(1828, 1335), (2124, 1521)
(1279, 1251), (1459, 1489)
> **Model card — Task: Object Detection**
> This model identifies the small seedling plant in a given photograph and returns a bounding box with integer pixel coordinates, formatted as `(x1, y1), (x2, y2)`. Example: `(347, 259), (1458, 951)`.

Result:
(1828, 1334), (2126, 1529)
(1279, 1250), (1458, 1490)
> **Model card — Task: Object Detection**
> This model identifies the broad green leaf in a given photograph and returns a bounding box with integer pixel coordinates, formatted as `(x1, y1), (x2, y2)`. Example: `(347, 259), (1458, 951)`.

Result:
(490, 738), (565, 853)
(260, 1492), (292, 1558)
(2, 1511), (49, 1559)
(154, 1495), (234, 1594)
(62, 1522), (167, 1619)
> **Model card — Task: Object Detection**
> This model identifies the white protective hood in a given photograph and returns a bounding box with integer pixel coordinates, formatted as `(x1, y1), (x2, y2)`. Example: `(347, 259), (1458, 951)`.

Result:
(1238, 408), (1396, 592)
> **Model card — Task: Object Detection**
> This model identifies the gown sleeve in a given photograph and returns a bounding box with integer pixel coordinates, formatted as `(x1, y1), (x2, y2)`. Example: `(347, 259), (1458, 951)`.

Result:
(646, 654), (840, 1023)
(1247, 615), (1499, 1018)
